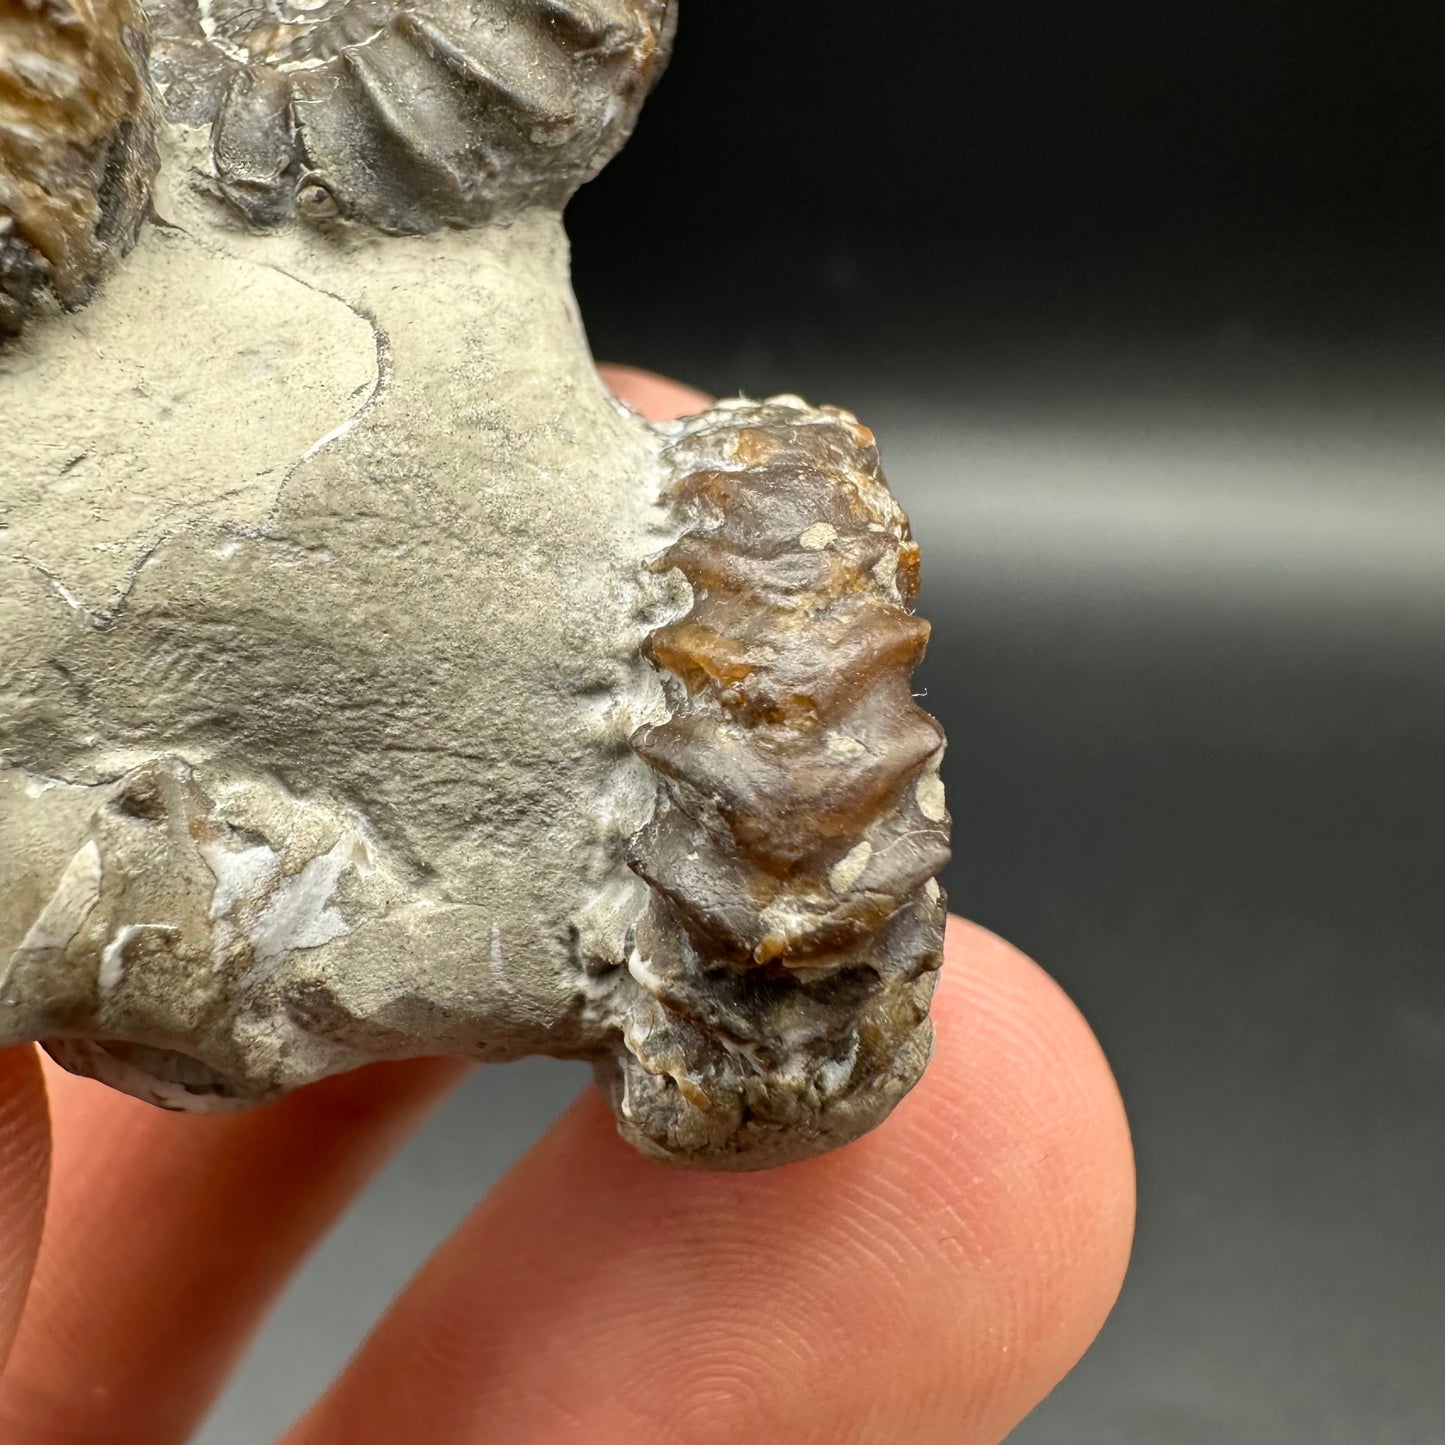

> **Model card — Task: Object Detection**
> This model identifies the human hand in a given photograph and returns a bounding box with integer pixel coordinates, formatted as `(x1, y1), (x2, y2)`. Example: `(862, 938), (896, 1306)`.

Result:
(0, 370), (1134, 1445)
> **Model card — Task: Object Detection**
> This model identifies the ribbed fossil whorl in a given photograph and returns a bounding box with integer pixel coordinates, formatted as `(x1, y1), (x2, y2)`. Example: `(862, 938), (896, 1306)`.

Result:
(635, 397), (951, 970)
(607, 398), (952, 1167)
(0, 0), (158, 332)
(143, 0), (676, 231)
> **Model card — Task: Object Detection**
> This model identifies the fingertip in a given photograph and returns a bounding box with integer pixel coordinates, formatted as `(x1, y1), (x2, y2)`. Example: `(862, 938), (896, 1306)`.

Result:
(598, 363), (712, 422)
(913, 919), (1136, 1432)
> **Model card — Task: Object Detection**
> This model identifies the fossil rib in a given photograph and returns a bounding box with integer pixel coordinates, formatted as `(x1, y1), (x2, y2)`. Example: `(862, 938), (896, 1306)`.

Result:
(144, 0), (674, 231)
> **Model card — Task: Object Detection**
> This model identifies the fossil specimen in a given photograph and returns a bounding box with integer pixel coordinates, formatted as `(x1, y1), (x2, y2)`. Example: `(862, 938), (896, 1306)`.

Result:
(0, 0), (949, 1168)
(0, 0), (158, 331)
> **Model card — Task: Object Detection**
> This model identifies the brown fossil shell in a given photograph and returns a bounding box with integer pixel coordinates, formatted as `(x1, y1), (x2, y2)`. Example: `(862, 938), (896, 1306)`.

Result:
(143, 0), (677, 232)
(605, 397), (951, 1167)
(0, 0), (158, 332)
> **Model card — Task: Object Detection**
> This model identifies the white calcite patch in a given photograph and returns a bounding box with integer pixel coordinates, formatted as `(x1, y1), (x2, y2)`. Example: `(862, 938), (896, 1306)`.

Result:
(244, 839), (354, 984)
(817, 1036), (860, 1098)
(627, 947), (667, 996)
(0, 840), (103, 991)
(915, 771), (947, 823)
(198, 833), (355, 984)
(826, 730), (867, 760)
(98, 922), (177, 995)
(829, 840), (874, 894)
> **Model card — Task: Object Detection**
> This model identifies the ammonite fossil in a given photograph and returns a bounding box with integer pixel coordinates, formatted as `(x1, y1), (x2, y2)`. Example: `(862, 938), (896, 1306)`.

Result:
(148, 0), (673, 231)
(0, 0), (949, 1168)
(0, 0), (157, 331)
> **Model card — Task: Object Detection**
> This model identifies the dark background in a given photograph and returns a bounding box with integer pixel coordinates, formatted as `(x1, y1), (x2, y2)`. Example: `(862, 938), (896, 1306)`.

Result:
(203, 5), (1445, 1441)
(570, 1), (1444, 388)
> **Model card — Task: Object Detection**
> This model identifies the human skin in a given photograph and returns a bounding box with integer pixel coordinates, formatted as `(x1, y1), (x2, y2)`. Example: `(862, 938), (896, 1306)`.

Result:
(0, 375), (1135, 1445)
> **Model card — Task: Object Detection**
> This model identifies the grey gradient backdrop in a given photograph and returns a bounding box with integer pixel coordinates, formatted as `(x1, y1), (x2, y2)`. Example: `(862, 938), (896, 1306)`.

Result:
(201, 4), (1445, 1441)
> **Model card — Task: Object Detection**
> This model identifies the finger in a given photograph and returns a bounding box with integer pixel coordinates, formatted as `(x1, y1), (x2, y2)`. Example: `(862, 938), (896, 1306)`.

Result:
(599, 363), (712, 421)
(0, 1055), (465, 1444)
(288, 918), (1135, 1445)
(0, 1048), (49, 1372)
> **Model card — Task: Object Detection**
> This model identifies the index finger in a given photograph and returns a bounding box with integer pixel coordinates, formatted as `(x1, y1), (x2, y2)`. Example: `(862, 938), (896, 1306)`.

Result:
(0, 1046), (50, 1370)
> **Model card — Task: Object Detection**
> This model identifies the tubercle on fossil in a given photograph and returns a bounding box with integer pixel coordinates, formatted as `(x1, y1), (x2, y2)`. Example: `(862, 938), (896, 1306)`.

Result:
(602, 398), (952, 1168)
(0, 0), (158, 333)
